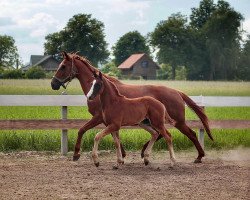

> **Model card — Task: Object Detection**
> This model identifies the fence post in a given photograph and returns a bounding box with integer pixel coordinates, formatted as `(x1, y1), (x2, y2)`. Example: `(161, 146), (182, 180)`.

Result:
(198, 95), (205, 150)
(61, 92), (68, 155)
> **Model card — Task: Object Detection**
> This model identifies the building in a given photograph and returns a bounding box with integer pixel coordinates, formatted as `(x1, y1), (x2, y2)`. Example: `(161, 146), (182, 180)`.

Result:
(22, 55), (60, 72)
(118, 53), (159, 80)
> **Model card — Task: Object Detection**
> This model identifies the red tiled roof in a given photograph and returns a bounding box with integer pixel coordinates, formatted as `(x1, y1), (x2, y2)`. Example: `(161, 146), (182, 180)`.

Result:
(118, 53), (145, 69)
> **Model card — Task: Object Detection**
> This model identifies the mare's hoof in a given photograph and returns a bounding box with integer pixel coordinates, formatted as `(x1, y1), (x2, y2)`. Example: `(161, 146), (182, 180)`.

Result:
(194, 159), (202, 163)
(141, 152), (145, 158)
(169, 166), (174, 170)
(94, 162), (100, 167)
(73, 154), (80, 161)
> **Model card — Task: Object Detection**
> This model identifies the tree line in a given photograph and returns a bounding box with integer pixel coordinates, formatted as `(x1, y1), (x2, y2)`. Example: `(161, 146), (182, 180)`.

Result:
(1, 0), (249, 80)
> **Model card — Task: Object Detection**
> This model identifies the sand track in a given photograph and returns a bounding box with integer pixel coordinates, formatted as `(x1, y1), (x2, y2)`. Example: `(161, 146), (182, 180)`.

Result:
(0, 149), (249, 200)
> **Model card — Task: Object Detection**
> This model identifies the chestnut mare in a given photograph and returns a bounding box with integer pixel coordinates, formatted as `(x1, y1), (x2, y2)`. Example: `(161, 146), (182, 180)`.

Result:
(87, 71), (176, 167)
(51, 52), (213, 163)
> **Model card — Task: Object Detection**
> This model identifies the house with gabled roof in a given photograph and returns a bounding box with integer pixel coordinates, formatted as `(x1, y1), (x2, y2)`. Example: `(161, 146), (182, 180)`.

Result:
(118, 53), (159, 80)
(22, 55), (60, 72)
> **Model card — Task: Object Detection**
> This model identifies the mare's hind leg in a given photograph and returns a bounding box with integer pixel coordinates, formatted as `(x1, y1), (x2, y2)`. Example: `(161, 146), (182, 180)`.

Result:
(140, 124), (159, 165)
(175, 122), (205, 163)
(157, 126), (176, 167)
(111, 132), (124, 167)
(92, 124), (119, 167)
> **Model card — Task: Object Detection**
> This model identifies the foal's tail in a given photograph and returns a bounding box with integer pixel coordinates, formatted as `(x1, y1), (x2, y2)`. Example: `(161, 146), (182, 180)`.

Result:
(165, 110), (176, 127)
(179, 92), (214, 141)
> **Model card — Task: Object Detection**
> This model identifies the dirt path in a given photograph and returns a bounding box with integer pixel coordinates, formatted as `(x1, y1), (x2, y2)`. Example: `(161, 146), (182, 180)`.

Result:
(0, 149), (249, 200)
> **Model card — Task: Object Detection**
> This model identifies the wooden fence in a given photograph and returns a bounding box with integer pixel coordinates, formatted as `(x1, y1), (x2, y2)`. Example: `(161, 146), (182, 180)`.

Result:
(0, 95), (250, 155)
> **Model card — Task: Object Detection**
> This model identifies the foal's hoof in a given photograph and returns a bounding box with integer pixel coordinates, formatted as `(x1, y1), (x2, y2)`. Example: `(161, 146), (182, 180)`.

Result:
(112, 166), (119, 170)
(194, 159), (202, 163)
(73, 154), (80, 161)
(118, 160), (124, 165)
(94, 162), (100, 167)
(122, 152), (126, 158)
(144, 159), (149, 166)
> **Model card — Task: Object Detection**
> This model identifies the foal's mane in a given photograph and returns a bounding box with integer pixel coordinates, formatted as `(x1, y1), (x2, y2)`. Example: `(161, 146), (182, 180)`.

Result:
(71, 53), (122, 84)
(104, 76), (125, 98)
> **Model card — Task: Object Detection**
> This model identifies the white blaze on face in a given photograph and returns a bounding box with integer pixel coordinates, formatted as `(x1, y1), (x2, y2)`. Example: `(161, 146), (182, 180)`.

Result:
(87, 80), (96, 98)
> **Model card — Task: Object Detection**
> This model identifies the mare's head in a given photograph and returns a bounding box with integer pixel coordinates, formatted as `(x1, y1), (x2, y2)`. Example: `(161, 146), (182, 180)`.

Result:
(87, 71), (104, 101)
(51, 51), (78, 90)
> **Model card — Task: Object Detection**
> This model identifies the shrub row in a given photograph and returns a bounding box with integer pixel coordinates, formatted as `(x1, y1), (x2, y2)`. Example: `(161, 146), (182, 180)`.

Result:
(0, 66), (47, 79)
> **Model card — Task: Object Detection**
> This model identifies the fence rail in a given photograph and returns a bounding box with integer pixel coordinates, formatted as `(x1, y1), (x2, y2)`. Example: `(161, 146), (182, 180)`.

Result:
(1, 95), (250, 155)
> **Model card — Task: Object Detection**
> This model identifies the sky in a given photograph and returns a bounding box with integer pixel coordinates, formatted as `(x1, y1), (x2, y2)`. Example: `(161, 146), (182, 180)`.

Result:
(1, 0), (250, 65)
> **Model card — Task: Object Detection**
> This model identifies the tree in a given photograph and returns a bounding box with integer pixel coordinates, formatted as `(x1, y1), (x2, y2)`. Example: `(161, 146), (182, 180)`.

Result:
(238, 35), (250, 80)
(186, 0), (216, 80)
(112, 31), (150, 66)
(190, 0), (215, 29)
(203, 0), (243, 80)
(150, 13), (189, 79)
(188, 0), (243, 80)
(0, 35), (19, 68)
(44, 14), (109, 66)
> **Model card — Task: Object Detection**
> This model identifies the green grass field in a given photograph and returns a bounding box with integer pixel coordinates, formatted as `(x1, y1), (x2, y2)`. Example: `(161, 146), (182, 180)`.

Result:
(0, 79), (250, 152)
(0, 79), (250, 96)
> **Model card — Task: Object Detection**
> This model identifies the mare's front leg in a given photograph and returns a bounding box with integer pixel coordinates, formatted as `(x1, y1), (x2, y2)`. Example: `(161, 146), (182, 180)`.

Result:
(140, 124), (159, 165)
(92, 124), (120, 167)
(73, 115), (103, 161)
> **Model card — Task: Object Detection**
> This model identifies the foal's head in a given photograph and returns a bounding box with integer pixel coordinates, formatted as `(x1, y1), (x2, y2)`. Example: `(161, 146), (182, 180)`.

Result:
(87, 71), (104, 101)
(51, 51), (78, 90)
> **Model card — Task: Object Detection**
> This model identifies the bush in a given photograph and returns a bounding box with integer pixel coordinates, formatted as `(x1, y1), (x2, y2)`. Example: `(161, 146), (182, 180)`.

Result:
(101, 61), (121, 78)
(25, 66), (46, 79)
(157, 64), (187, 80)
(157, 63), (171, 80)
(2, 69), (23, 79)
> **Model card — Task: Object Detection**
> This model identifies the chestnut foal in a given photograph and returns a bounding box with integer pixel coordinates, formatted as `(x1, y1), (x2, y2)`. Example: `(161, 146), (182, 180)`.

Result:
(87, 71), (176, 167)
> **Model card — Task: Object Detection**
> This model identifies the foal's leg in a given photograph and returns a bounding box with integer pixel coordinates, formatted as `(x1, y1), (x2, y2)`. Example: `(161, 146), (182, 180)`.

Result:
(92, 124), (119, 167)
(157, 126), (176, 167)
(140, 124), (159, 165)
(111, 132), (124, 167)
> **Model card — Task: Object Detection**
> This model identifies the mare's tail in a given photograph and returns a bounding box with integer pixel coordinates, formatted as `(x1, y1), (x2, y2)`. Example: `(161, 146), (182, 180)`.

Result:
(179, 92), (214, 141)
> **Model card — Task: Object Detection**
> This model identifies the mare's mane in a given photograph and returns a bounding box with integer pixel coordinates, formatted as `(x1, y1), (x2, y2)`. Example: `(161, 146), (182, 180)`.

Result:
(71, 53), (122, 84)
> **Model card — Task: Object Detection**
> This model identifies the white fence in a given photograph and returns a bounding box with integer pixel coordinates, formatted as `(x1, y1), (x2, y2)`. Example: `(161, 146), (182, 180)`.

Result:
(1, 95), (250, 107)
(0, 95), (250, 155)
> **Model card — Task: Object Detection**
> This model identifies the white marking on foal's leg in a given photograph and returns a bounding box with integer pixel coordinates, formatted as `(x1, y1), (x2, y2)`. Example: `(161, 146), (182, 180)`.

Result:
(92, 133), (100, 167)
(87, 80), (96, 98)
(169, 144), (176, 167)
(111, 132), (123, 167)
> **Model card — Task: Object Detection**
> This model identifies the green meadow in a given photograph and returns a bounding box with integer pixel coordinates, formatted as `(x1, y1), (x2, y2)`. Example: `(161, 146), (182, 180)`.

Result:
(0, 79), (250, 152)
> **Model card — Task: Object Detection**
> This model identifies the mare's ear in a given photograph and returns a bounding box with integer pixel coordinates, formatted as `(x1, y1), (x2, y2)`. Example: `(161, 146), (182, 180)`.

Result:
(61, 51), (70, 60)
(99, 71), (103, 80)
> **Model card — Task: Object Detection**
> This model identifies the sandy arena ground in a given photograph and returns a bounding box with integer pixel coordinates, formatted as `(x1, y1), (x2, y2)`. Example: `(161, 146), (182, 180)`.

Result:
(0, 149), (249, 200)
